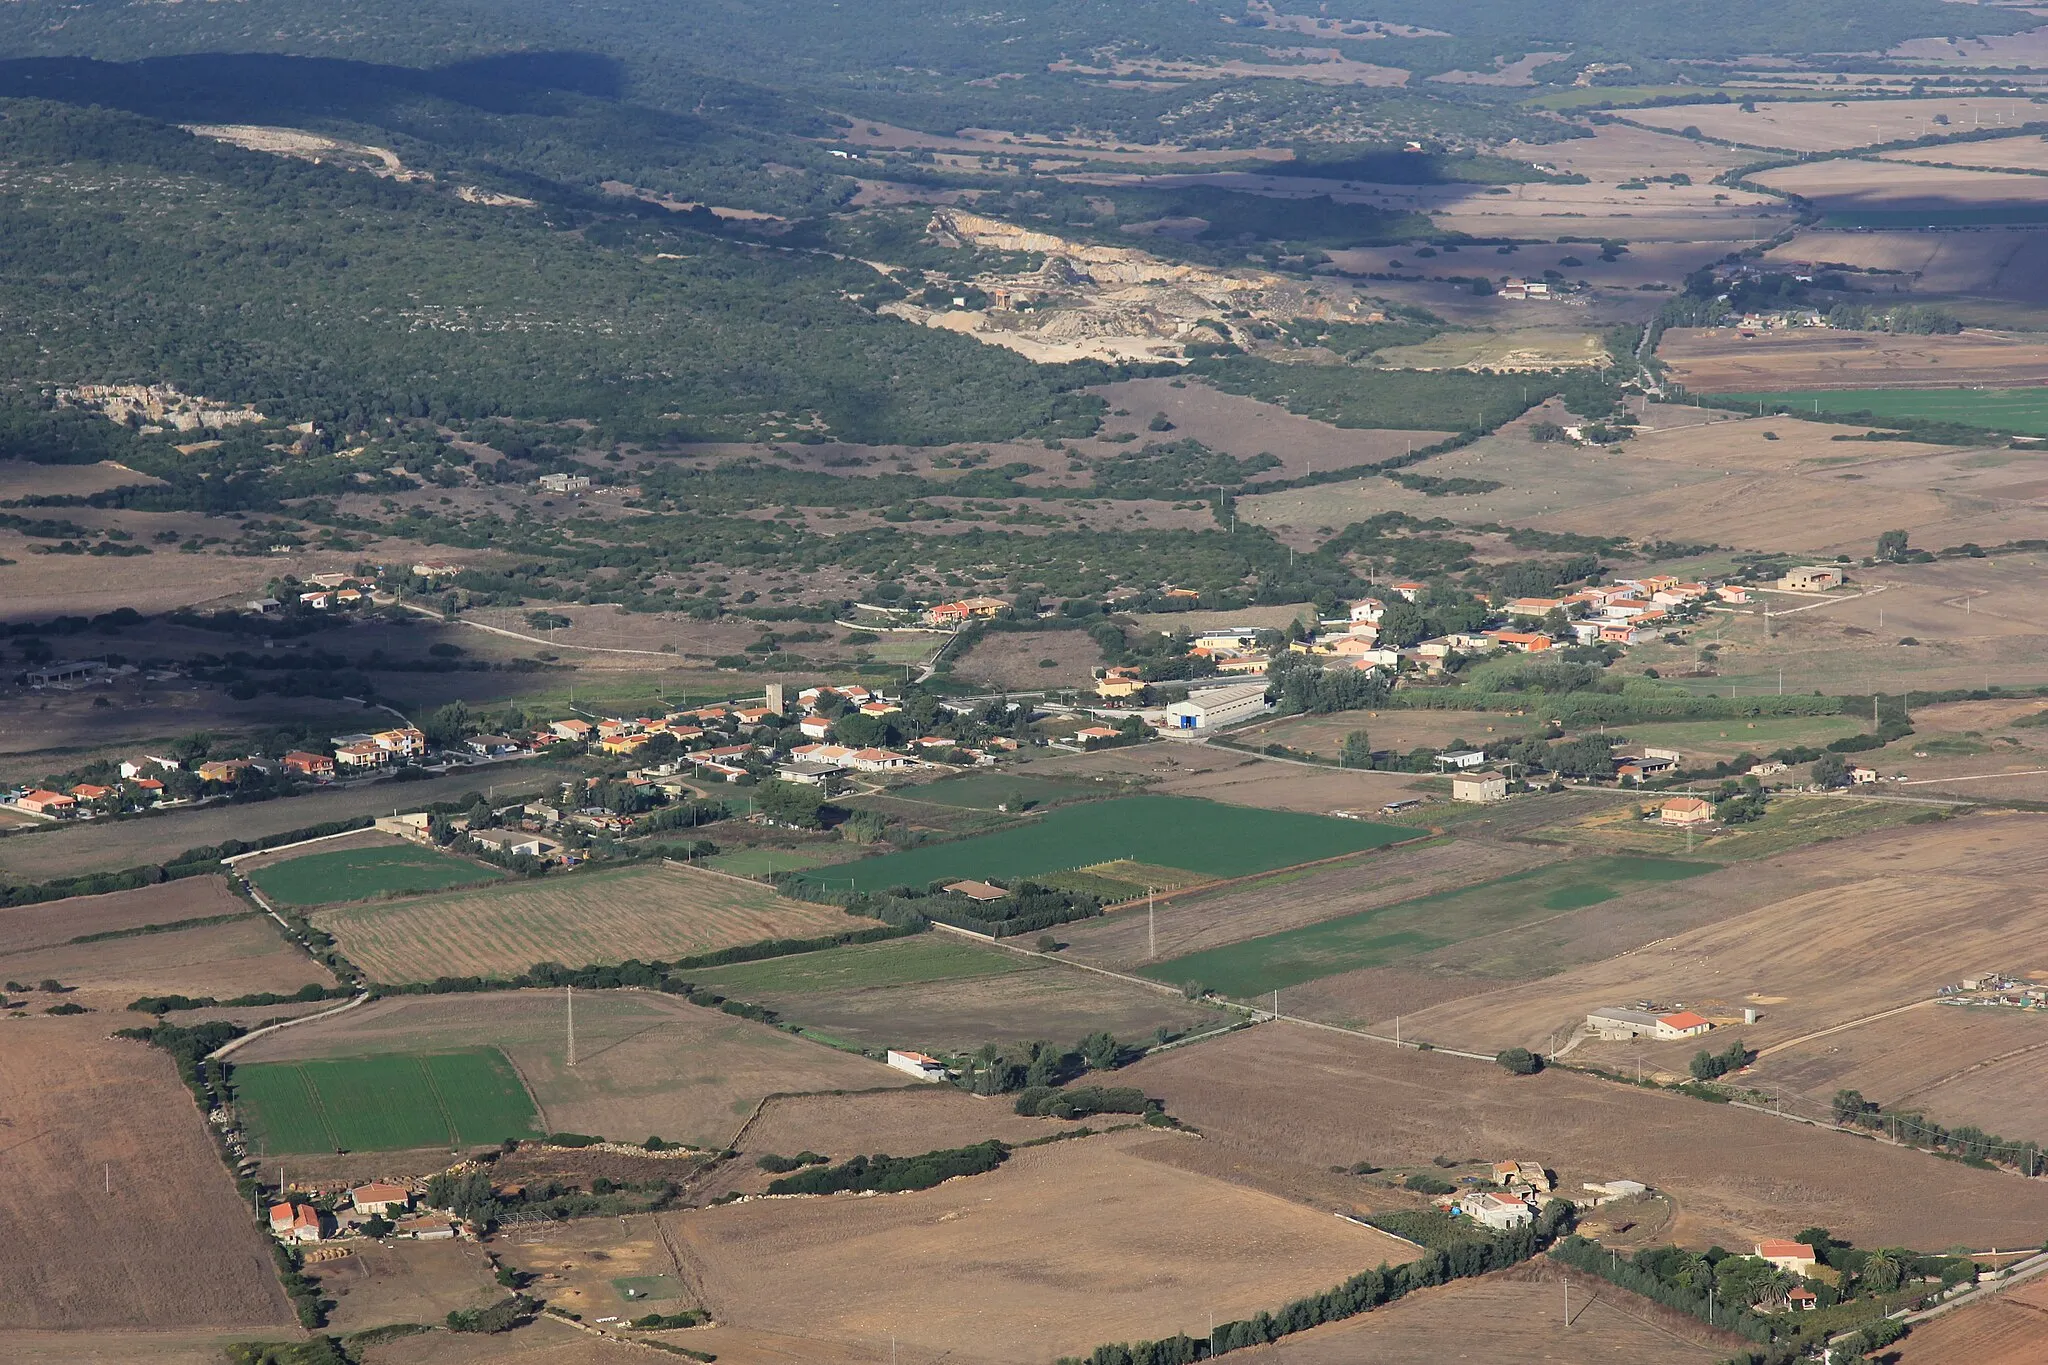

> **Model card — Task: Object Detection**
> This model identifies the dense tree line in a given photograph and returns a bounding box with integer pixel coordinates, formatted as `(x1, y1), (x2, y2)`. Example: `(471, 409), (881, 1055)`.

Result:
(763, 1140), (1009, 1195)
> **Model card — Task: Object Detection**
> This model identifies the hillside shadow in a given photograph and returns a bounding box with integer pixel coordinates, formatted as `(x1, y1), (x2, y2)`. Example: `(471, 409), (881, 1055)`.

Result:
(0, 50), (627, 126)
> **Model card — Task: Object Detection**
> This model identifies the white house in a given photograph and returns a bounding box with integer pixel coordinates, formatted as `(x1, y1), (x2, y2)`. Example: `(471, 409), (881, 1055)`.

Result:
(1434, 750), (1488, 770)
(885, 1050), (947, 1081)
(1348, 598), (1386, 625)
(269, 1203), (324, 1243)
(1459, 1191), (1534, 1230)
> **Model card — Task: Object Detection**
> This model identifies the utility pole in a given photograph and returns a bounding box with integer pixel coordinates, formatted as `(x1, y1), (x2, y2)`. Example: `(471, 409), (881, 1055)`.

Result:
(566, 984), (576, 1067)
(1563, 1276), (1569, 1327)
(1147, 887), (1156, 959)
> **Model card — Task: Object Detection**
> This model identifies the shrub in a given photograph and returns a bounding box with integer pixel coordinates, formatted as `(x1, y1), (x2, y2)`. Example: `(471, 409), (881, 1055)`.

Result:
(1495, 1047), (1541, 1075)
(1404, 1173), (1455, 1195)
(764, 1140), (1008, 1196)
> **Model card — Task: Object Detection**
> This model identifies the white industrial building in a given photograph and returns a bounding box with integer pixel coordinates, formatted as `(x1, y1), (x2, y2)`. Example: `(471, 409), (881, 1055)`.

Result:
(1163, 683), (1271, 731)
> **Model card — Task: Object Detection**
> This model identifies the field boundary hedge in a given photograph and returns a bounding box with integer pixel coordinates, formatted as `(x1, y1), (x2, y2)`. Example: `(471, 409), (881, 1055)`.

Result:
(1059, 1200), (1575, 1363)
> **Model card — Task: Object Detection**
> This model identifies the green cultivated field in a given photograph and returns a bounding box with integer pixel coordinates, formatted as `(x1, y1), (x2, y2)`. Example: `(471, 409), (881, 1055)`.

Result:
(249, 842), (500, 907)
(1712, 387), (2048, 435)
(691, 934), (1025, 994)
(1141, 856), (1713, 998)
(803, 795), (1409, 893)
(233, 1048), (541, 1154)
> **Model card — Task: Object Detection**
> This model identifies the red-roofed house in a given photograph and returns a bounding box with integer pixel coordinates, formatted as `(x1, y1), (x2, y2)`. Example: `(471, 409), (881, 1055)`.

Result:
(269, 1202), (324, 1243)
(350, 1183), (413, 1216)
(70, 783), (114, 802)
(1655, 1011), (1713, 1040)
(1485, 630), (1553, 653)
(1756, 1240), (1819, 1274)
(282, 750), (336, 777)
(17, 789), (76, 815)
(1659, 796), (1713, 826)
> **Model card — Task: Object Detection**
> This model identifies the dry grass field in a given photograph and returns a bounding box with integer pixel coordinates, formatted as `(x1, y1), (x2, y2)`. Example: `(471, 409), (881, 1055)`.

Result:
(1753, 158), (2048, 212)
(1126, 1025), (2048, 1250)
(1884, 132), (2048, 174)
(231, 990), (914, 1152)
(0, 875), (246, 953)
(319, 1237), (505, 1334)
(1057, 836), (1562, 970)
(1763, 227), (2048, 303)
(1659, 327), (2048, 391)
(1749, 1003), (2048, 1132)
(694, 942), (1218, 1054)
(1402, 811), (2048, 1057)
(0, 1024), (296, 1331)
(952, 625), (1105, 691)
(736, 1088), (1070, 1164)
(1226, 1262), (1734, 1364)
(1, 915), (333, 1011)
(0, 759), (587, 880)
(0, 458), (163, 499)
(1243, 406), (2023, 557)
(1240, 707), (1548, 758)
(1089, 376), (1453, 477)
(1892, 1274), (2048, 1365)
(665, 1131), (1422, 1365)
(359, 1316), (653, 1365)
(310, 864), (869, 983)
(1629, 97), (2048, 152)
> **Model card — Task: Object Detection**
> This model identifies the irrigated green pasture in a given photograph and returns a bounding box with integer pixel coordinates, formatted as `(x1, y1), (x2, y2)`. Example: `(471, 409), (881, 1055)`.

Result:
(892, 773), (1106, 810)
(233, 1047), (541, 1154)
(248, 843), (498, 907)
(1140, 855), (1713, 999)
(1712, 387), (2048, 434)
(804, 796), (1408, 893)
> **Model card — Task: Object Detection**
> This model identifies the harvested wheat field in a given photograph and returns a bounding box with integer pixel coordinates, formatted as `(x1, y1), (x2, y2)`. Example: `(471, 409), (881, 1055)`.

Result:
(1403, 810), (2048, 1058)
(0, 914), (334, 1010)
(1628, 97), (2048, 153)
(1763, 227), (2048, 301)
(230, 989), (913, 1151)
(0, 1024), (295, 1331)
(358, 1315), (653, 1364)
(1058, 836), (1561, 970)
(0, 875), (247, 954)
(669, 1130), (1421, 1365)
(1227, 1260), (1734, 1364)
(1892, 1273), (2048, 1365)
(1125, 1025), (2048, 1250)
(1660, 326), (2048, 392)
(737, 1087), (1069, 1163)
(310, 863), (872, 983)
(1753, 158), (2048, 213)
(1884, 132), (2048, 175)
(1750, 1002), (2048, 1131)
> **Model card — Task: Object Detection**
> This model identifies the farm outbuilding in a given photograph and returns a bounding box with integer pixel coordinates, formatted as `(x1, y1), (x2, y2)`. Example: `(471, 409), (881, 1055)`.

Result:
(1163, 683), (1271, 731)
(885, 1050), (948, 1081)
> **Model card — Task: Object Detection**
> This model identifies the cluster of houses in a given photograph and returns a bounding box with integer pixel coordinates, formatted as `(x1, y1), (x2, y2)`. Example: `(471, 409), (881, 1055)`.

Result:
(1939, 971), (2048, 1011)
(267, 1181), (451, 1245)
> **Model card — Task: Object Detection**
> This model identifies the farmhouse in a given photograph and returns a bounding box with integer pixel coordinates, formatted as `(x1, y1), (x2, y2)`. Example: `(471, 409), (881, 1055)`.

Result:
(269, 1202), (324, 1243)
(1458, 1191), (1534, 1230)
(886, 1049), (948, 1081)
(470, 829), (559, 859)
(1073, 725), (1123, 749)
(1163, 683), (1271, 731)
(944, 880), (1008, 902)
(1452, 774), (1509, 804)
(550, 719), (595, 742)
(350, 1183), (413, 1216)
(16, 789), (75, 815)
(1659, 796), (1714, 826)
(774, 763), (845, 790)
(70, 783), (113, 802)
(1585, 1007), (1716, 1041)
(1778, 566), (1844, 592)
(282, 750), (336, 777)
(1756, 1240), (1819, 1275)
(847, 748), (914, 772)
(537, 472), (591, 494)
(1485, 630), (1552, 653)
(1492, 1161), (1551, 1192)
(924, 595), (1008, 627)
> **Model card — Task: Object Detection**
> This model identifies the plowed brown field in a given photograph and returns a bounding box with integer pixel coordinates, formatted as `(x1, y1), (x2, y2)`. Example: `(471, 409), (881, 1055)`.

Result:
(0, 1025), (295, 1331)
